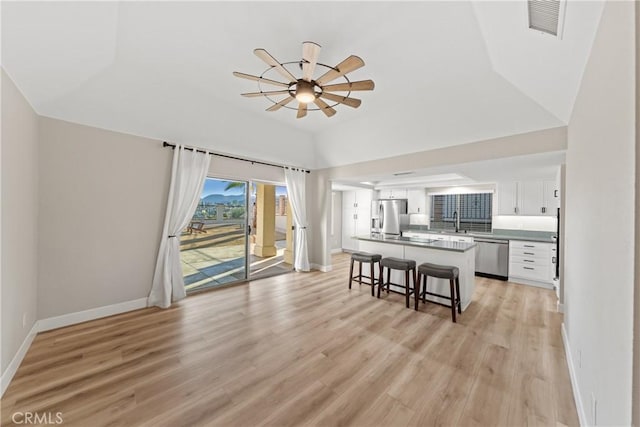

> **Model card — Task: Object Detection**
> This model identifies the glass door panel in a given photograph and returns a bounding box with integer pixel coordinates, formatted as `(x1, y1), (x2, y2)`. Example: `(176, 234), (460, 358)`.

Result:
(248, 182), (293, 280)
(180, 178), (248, 293)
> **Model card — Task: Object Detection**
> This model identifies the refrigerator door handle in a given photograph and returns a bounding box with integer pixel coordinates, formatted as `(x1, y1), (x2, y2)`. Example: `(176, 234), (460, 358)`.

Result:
(379, 204), (384, 229)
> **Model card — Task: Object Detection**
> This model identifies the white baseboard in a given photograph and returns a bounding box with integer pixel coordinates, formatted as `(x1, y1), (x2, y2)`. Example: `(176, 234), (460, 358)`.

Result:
(1, 321), (39, 397)
(1, 297), (148, 398)
(38, 298), (147, 332)
(331, 248), (343, 254)
(310, 263), (332, 272)
(562, 323), (587, 426)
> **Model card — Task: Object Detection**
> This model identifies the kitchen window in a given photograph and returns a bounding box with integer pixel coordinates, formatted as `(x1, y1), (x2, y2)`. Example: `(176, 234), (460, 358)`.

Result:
(430, 193), (492, 233)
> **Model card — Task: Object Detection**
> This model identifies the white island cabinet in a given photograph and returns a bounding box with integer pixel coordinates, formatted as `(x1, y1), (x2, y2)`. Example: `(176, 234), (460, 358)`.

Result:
(356, 236), (476, 311)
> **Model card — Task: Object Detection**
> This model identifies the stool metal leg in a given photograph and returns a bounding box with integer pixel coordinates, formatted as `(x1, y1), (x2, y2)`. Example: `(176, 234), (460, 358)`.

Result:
(423, 275), (427, 303)
(456, 277), (461, 314)
(349, 258), (354, 289)
(449, 278), (456, 323)
(405, 270), (410, 308)
(415, 272), (421, 311)
(370, 261), (375, 296)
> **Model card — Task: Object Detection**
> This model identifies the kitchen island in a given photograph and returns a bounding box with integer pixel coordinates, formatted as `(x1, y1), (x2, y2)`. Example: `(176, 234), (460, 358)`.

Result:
(356, 234), (476, 311)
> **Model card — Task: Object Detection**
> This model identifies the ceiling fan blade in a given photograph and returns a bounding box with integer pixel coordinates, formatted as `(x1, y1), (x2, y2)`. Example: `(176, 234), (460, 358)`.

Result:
(313, 98), (337, 117)
(316, 55), (365, 85)
(232, 72), (290, 88)
(302, 41), (321, 82)
(297, 103), (308, 119)
(241, 90), (291, 98)
(254, 48), (297, 83)
(266, 96), (295, 112)
(322, 79), (375, 92)
(320, 92), (361, 108)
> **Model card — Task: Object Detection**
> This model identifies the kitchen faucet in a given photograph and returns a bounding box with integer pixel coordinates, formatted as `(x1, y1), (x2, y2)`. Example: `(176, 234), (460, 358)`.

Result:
(453, 211), (458, 233)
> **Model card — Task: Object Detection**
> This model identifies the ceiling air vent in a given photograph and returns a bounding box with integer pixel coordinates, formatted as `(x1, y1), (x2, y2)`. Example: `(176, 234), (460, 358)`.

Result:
(528, 0), (563, 37)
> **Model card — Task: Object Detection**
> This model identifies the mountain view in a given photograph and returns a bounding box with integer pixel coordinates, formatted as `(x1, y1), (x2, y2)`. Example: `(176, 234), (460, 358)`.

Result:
(201, 194), (245, 205)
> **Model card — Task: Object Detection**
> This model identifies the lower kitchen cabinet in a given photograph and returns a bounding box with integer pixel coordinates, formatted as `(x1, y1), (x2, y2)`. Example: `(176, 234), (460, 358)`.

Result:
(508, 240), (555, 288)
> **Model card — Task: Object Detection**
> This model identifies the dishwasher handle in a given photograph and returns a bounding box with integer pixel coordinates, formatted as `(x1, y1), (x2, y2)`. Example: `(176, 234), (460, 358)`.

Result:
(474, 239), (508, 245)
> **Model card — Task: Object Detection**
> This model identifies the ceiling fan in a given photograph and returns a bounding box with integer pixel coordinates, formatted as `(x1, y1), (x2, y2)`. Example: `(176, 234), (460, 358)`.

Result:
(233, 41), (375, 119)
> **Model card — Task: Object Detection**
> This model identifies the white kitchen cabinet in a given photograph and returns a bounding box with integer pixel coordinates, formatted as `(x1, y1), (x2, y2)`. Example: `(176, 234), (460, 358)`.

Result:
(508, 240), (554, 288)
(497, 180), (559, 216)
(342, 190), (373, 251)
(378, 188), (407, 199)
(542, 180), (559, 215)
(550, 246), (558, 283)
(520, 181), (545, 215)
(407, 189), (426, 214)
(497, 182), (519, 215)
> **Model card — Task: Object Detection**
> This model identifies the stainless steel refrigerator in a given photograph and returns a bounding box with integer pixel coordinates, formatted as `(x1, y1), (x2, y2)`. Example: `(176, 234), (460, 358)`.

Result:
(371, 199), (408, 235)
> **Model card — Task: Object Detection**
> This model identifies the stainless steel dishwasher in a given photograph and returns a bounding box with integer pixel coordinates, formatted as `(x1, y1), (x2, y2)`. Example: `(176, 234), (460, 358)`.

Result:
(474, 238), (509, 279)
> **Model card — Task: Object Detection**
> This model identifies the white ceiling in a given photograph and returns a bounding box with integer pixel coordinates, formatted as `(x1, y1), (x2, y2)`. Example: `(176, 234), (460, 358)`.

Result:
(1, 1), (603, 172)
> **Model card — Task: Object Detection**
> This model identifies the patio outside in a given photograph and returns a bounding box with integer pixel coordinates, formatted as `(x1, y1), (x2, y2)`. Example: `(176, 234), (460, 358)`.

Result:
(180, 180), (292, 293)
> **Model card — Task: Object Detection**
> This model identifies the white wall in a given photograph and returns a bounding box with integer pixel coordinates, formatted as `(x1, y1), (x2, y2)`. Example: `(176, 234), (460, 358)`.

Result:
(331, 192), (342, 251)
(1, 70), (39, 374)
(564, 2), (635, 425)
(37, 118), (172, 318)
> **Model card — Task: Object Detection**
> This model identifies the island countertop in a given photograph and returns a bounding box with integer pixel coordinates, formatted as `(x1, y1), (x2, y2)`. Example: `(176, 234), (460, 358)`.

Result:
(356, 234), (476, 311)
(356, 234), (476, 253)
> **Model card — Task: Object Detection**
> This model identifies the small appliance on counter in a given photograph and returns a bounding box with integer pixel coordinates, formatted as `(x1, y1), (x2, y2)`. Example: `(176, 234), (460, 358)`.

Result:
(371, 199), (409, 236)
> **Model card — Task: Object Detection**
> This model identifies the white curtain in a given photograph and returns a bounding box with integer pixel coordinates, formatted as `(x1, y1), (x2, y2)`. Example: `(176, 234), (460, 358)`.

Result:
(148, 145), (211, 308)
(284, 168), (310, 272)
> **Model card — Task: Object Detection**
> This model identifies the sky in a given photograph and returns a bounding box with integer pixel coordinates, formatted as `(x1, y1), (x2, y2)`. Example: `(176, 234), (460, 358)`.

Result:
(201, 178), (287, 197)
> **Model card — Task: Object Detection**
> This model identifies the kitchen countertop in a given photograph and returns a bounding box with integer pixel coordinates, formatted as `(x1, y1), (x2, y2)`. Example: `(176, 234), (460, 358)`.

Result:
(356, 234), (476, 253)
(401, 226), (557, 243)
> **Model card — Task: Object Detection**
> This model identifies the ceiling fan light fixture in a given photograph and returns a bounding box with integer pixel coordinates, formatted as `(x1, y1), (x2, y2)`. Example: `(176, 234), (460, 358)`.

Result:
(294, 80), (316, 104)
(233, 42), (374, 118)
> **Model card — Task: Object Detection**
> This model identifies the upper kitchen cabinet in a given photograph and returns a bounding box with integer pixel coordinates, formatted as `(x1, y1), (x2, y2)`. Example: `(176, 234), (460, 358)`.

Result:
(497, 182), (519, 215)
(520, 181), (544, 215)
(543, 180), (560, 214)
(378, 188), (408, 199)
(496, 180), (559, 216)
(407, 189), (426, 214)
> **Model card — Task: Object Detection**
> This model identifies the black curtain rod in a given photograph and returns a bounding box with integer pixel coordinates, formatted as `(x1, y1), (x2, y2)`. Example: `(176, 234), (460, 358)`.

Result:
(162, 141), (310, 173)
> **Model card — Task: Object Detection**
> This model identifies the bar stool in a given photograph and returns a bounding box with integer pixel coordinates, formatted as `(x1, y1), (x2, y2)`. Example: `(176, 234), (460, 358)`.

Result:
(349, 252), (382, 296)
(377, 257), (417, 308)
(416, 262), (461, 322)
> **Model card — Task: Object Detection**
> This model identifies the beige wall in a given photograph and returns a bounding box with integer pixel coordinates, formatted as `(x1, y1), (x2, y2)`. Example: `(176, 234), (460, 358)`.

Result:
(1, 70), (39, 374)
(36, 117), (294, 319)
(634, 2), (640, 425)
(564, 1), (635, 425)
(37, 118), (172, 318)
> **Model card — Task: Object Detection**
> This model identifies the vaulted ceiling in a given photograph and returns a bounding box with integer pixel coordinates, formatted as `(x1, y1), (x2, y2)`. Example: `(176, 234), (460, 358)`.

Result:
(1, 1), (604, 169)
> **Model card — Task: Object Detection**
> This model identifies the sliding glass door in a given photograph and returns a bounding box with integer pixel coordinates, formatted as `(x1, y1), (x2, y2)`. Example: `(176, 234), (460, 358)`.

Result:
(180, 178), (248, 293)
(248, 182), (294, 280)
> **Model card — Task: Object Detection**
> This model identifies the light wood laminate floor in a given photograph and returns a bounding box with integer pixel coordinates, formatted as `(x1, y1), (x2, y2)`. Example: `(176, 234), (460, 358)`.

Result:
(1, 253), (578, 426)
